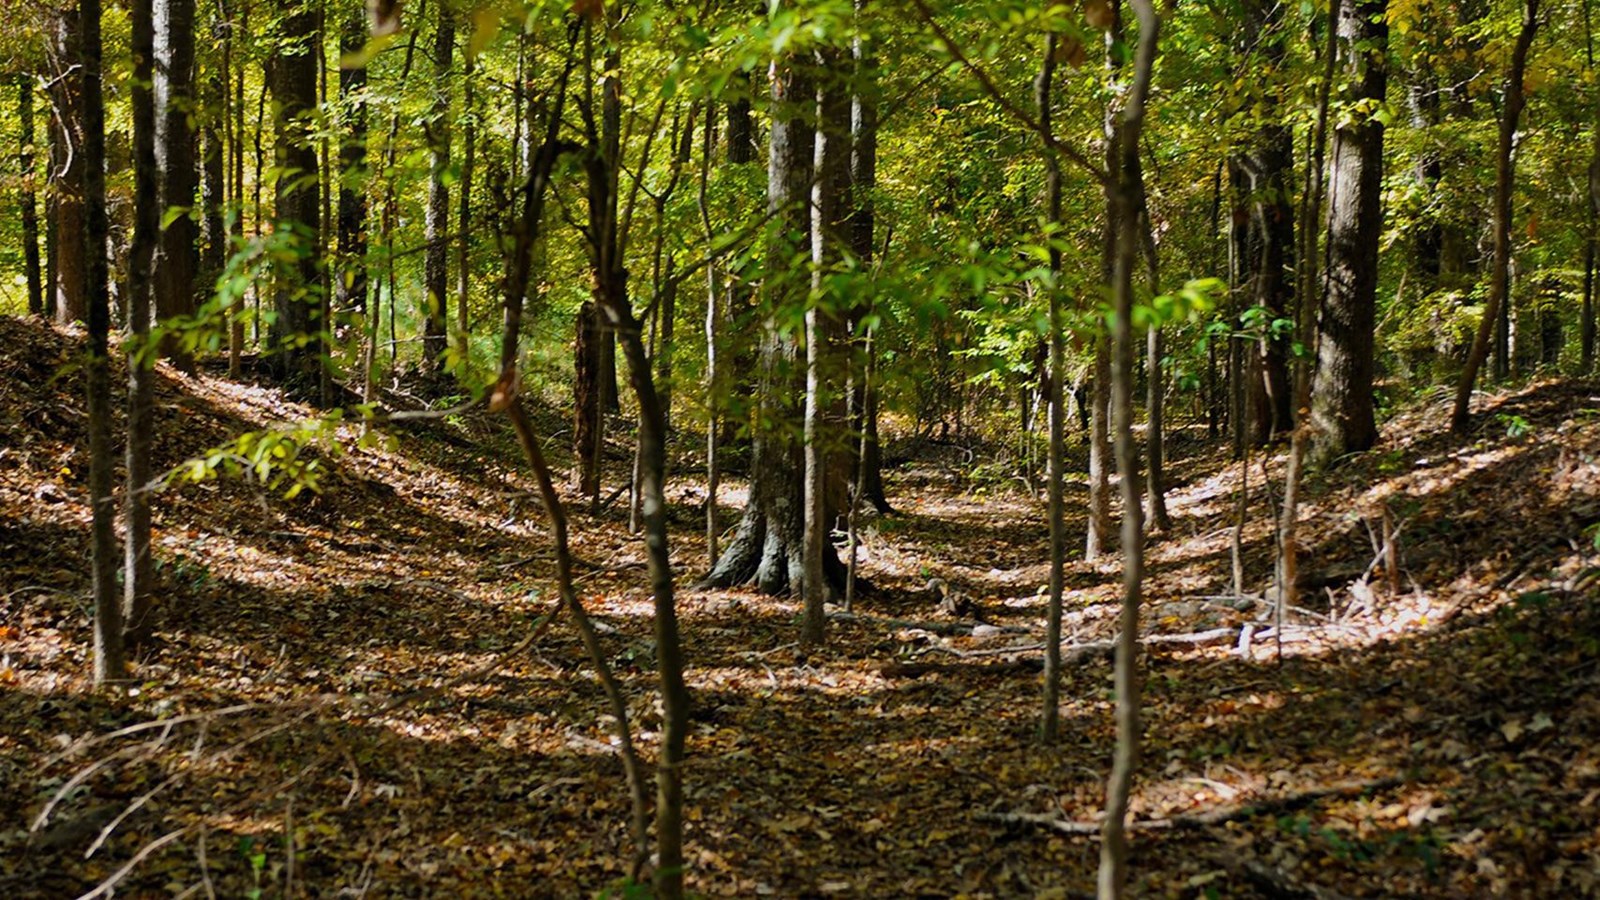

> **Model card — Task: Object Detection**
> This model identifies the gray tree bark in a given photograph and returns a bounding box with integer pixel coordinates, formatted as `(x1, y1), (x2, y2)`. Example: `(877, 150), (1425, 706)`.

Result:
(1310, 0), (1387, 464)
(80, 0), (125, 685)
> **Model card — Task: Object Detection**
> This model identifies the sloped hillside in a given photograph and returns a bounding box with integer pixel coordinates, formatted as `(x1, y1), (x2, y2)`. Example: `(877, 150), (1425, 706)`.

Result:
(3, 316), (1600, 898)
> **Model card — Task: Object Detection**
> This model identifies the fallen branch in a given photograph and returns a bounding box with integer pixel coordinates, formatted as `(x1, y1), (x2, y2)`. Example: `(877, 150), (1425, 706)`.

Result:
(880, 628), (1239, 678)
(975, 776), (1402, 836)
(830, 611), (1029, 637)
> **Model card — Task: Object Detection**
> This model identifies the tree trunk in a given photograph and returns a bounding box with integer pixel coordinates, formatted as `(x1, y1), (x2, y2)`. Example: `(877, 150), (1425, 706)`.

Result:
(123, 0), (160, 650)
(337, 9), (369, 321)
(200, 12), (226, 297)
(1139, 190), (1172, 532)
(849, 0), (892, 515)
(802, 49), (852, 645)
(78, 0), (125, 684)
(19, 76), (44, 316)
(154, 0), (199, 366)
(227, 0), (244, 375)
(422, 9), (453, 379)
(49, 8), (87, 326)
(1086, 341), (1113, 559)
(1037, 34), (1066, 744)
(269, 0), (322, 391)
(455, 52), (475, 367)
(1310, 0), (1387, 464)
(702, 54), (844, 597)
(574, 300), (601, 497)
(1280, 0), (1341, 629)
(1450, 0), (1538, 433)
(1099, 5), (1157, 893)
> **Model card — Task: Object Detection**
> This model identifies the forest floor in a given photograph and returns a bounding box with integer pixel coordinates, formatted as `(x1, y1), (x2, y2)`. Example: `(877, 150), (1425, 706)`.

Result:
(3, 314), (1600, 898)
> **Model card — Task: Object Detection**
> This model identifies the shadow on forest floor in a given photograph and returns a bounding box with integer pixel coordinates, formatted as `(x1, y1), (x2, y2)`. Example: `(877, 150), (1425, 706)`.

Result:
(3, 316), (1599, 898)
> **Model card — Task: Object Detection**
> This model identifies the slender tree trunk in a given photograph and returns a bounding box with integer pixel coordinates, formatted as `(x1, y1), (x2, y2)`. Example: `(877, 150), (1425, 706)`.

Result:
(269, 0), (322, 391)
(1450, 0), (1538, 433)
(1140, 196), (1172, 532)
(227, 0), (244, 376)
(201, 14), (226, 296)
(49, 8), (87, 326)
(1037, 34), (1066, 743)
(154, 0), (199, 367)
(79, 0), (125, 684)
(574, 300), (601, 496)
(337, 9), (369, 320)
(802, 50), (851, 646)
(1310, 0), (1387, 463)
(455, 52), (475, 367)
(19, 76), (44, 317)
(698, 104), (723, 567)
(124, 0), (160, 650)
(422, 8), (453, 379)
(1280, 0), (1341, 625)
(1586, 0), (1598, 374)
(849, 0), (891, 515)
(1099, 3), (1157, 892)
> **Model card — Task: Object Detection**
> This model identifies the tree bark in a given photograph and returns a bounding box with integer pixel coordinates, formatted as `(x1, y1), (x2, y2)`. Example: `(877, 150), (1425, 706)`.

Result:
(1037, 34), (1066, 744)
(79, 0), (125, 685)
(1100, 4), (1157, 892)
(455, 51), (475, 366)
(1280, 0), (1341, 627)
(200, 17), (226, 292)
(153, 0), (199, 366)
(269, 0), (322, 391)
(702, 51), (845, 597)
(1310, 0), (1387, 464)
(49, 8), (87, 326)
(1450, 0), (1538, 433)
(337, 10), (368, 321)
(1139, 187), (1172, 533)
(19, 76), (44, 316)
(574, 300), (601, 497)
(123, 0), (160, 650)
(848, 0), (891, 515)
(422, 8), (453, 379)
(802, 49), (851, 645)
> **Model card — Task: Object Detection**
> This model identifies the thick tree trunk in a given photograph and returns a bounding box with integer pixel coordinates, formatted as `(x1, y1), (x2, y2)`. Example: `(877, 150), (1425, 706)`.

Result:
(154, 0), (199, 365)
(1450, 0), (1538, 432)
(1310, 0), (1387, 464)
(422, 10), (453, 378)
(124, 0), (160, 649)
(79, 0), (125, 684)
(49, 8), (87, 326)
(269, 0), (322, 391)
(19, 76), (44, 316)
(702, 57), (845, 597)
